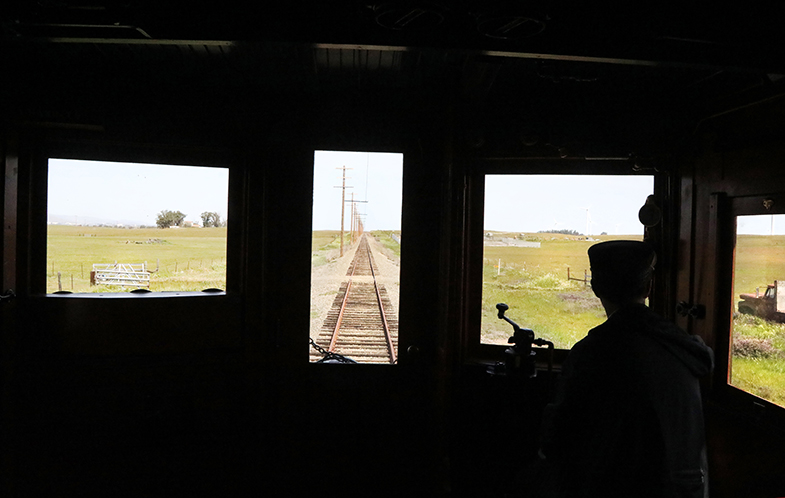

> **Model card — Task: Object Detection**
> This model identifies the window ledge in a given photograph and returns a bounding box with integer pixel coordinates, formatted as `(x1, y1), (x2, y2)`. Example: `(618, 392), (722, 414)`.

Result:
(45, 290), (226, 298)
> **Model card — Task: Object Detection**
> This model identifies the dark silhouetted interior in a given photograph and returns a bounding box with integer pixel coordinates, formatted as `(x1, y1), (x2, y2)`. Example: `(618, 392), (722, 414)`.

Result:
(2, 2), (785, 497)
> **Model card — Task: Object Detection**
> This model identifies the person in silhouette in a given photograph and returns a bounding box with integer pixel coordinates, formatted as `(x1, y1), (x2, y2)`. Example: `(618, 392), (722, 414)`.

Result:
(538, 240), (714, 498)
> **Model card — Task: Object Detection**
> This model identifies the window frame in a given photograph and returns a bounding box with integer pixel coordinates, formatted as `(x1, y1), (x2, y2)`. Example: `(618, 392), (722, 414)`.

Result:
(712, 192), (785, 420)
(307, 149), (405, 366)
(462, 159), (659, 365)
(3, 135), (250, 356)
(31, 141), (241, 299)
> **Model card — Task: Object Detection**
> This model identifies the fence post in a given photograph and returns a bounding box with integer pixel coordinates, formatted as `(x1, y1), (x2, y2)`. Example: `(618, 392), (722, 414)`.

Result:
(57, 272), (62, 291)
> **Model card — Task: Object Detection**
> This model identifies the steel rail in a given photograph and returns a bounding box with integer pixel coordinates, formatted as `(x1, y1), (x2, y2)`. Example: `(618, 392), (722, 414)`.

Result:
(328, 258), (356, 353)
(367, 242), (396, 364)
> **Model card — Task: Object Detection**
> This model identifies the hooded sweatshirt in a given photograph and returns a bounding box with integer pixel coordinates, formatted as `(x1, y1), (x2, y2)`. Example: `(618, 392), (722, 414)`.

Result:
(539, 303), (714, 498)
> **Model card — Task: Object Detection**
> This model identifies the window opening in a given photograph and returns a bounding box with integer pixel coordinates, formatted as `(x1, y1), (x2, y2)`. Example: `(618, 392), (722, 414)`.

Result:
(730, 214), (785, 407)
(482, 174), (653, 348)
(309, 151), (403, 364)
(47, 159), (228, 294)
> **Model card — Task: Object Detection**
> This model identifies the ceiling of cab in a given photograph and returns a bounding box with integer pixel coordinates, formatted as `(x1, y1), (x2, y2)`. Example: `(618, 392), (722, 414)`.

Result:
(2, 2), (785, 154)
(4, 2), (784, 63)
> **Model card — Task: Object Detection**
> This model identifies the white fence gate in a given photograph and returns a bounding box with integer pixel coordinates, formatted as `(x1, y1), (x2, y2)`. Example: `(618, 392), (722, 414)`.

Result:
(91, 263), (151, 288)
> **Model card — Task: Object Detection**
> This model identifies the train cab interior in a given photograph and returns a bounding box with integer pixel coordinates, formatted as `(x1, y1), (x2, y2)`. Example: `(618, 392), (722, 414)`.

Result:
(2, 2), (785, 497)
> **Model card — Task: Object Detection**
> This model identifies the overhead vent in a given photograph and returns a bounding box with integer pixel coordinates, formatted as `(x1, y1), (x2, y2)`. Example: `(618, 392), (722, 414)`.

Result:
(367, 2), (547, 39)
(474, 5), (547, 40)
(369, 2), (447, 31)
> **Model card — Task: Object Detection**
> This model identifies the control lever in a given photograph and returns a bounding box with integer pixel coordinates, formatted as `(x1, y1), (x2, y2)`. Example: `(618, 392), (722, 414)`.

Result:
(493, 303), (554, 378)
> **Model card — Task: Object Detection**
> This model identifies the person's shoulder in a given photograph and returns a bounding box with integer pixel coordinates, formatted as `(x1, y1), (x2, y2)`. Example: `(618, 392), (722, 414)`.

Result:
(585, 316), (623, 341)
(611, 304), (678, 334)
(614, 304), (714, 376)
(571, 320), (614, 354)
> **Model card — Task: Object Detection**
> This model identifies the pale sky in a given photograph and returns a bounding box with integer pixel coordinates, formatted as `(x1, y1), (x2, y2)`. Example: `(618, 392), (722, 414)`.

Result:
(310, 156), (653, 235)
(48, 157), (785, 236)
(48, 159), (228, 226)
(484, 175), (653, 235)
(737, 214), (785, 235)
(312, 151), (403, 231)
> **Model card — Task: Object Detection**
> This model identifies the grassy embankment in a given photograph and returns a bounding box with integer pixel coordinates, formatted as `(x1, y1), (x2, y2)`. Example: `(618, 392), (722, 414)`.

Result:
(370, 230), (401, 258)
(311, 230), (354, 267)
(47, 225), (227, 293)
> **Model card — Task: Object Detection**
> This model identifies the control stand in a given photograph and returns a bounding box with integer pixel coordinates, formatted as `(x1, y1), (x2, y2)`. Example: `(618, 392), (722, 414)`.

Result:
(492, 303), (554, 378)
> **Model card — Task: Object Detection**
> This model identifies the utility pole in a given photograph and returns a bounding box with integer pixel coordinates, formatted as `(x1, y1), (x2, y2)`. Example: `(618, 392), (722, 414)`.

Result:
(351, 193), (356, 244)
(335, 166), (352, 256)
(346, 193), (368, 245)
(355, 214), (365, 237)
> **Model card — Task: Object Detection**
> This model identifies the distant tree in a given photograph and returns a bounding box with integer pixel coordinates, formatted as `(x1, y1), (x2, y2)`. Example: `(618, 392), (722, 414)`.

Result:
(200, 211), (222, 227)
(156, 210), (186, 229)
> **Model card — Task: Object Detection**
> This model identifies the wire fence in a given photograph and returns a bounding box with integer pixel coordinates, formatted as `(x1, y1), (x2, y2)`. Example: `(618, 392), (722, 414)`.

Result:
(47, 258), (227, 293)
(567, 267), (590, 285)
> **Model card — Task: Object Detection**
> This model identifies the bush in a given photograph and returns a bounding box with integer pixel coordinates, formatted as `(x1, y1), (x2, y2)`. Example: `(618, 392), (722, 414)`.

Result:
(732, 337), (781, 358)
(532, 273), (563, 289)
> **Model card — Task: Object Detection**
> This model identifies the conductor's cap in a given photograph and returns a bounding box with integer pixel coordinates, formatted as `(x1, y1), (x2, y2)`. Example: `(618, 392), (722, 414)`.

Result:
(588, 240), (656, 293)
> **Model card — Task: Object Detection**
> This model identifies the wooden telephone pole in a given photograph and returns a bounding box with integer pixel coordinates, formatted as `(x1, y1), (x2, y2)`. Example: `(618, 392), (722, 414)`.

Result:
(335, 166), (352, 257)
(347, 192), (368, 244)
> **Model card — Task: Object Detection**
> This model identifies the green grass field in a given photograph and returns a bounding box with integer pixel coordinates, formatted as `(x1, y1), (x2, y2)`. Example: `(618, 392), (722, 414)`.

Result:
(733, 234), (785, 297)
(47, 225), (227, 293)
(481, 231), (785, 408)
(731, 234), (785, 407)
(481, 233), (635, 348)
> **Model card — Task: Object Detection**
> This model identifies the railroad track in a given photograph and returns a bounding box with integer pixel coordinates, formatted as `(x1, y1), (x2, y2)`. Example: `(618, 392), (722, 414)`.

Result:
(311, 235), (398, 364)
